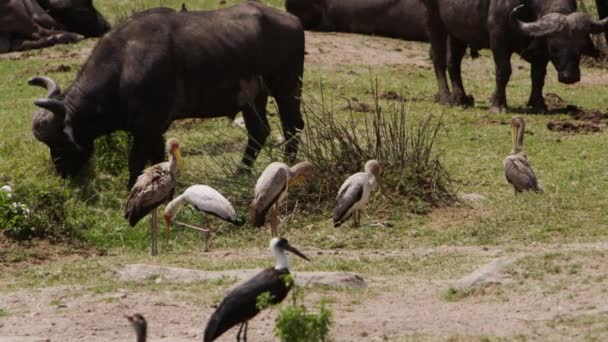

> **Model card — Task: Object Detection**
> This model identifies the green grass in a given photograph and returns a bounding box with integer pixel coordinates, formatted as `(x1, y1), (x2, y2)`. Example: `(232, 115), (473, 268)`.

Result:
(2, 1), (608, 258)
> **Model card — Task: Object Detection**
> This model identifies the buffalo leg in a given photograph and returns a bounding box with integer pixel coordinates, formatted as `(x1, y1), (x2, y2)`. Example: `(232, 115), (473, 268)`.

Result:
(489, 48), (513, 114)
(128, 135), (165, 187)
(239, 93), (270, 172)
(269, 72), (304, 165)
(447, 36), (474, 107)
(422, 1), (451, 105)
(527, 60), (548, 113)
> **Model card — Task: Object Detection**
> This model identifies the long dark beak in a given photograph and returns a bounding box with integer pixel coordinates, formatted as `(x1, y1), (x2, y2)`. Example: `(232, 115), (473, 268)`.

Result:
(284, 243), (310, 261)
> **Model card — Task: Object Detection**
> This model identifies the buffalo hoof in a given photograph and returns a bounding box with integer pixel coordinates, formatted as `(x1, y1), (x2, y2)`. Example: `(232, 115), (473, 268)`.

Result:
(433, 92), (452, 106)
(527, 99), (548, 114)
(489, 105), (507, 114)
(451, 93), (475, 107)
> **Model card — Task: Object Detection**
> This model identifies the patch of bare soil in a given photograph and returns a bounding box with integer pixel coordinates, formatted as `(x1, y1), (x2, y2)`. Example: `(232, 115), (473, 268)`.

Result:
(341, 97), (375, 113)
(2, 243), (608, 341)
(543, 93), (608, 133)
(305, 31), (431, 67)
(0, 236), (102, 270)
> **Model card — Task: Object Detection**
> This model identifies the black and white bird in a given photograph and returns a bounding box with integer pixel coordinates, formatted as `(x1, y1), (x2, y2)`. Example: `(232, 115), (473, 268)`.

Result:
(250, 161), (314, 236)
(333, 159), (382, 227)
(203, 237), (309, 342)
(126, 313), (147, 342)
(163, 184), (244, 251)
(504, 116), (542, 194)
(124, 137), (182, 255)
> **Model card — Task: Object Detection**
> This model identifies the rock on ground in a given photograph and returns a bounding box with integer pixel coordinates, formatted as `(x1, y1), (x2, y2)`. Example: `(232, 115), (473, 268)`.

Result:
(453, 256), (520, 290)
(116, 264), (367, 289)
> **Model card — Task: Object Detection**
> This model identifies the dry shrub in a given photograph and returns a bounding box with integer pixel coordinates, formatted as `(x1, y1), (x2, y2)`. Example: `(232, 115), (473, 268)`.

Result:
(296, 80), (455, 213)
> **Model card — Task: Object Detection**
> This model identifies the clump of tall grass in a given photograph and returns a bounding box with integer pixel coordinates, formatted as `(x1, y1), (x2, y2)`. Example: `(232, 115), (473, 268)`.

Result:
(194, 79), (455, 216)
(296, 79), (455, 213)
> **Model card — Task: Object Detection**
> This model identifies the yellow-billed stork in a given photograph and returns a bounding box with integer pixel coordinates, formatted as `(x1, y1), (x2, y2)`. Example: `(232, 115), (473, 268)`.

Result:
(163, 184), (244, 251)
(126, 313), (147, 342)
(124, 137), (182, 256)
(250, 161), (314, 236)
(504, 116), (542, 194)
(334, 159), (382, 227)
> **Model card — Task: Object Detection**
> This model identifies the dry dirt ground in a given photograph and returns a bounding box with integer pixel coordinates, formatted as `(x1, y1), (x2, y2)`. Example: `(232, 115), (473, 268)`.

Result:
(2, 31), (608, 341)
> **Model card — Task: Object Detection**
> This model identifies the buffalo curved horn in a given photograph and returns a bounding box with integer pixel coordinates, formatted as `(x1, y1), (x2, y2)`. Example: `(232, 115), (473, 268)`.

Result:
(511, 5), (566, 37)
(589, 17), (608, 34)
(33, 98), (66, 117)
(28, 76), (61, 98)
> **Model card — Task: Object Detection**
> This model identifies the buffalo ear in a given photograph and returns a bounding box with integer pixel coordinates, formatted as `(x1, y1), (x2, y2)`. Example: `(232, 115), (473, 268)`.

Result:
(519, 38), (547, 63)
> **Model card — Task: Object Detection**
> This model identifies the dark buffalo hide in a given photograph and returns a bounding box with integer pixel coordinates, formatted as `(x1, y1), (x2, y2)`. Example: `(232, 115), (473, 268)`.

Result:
(285, 0), (428, 41)
(28, 2), (305, 188)
(0, 0), (109, 52)
(420, 0), (608, 113)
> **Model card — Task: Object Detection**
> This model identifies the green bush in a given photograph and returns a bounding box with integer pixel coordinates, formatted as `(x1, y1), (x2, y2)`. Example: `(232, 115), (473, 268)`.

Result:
(274, 286), (333, 342)
(0, 184), (80, 241)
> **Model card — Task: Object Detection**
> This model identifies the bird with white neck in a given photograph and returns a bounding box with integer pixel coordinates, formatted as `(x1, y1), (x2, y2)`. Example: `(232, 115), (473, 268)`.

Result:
(203, 237), (309, 341)
(250, 161), (315, 236)
(334, 159), (383, 227)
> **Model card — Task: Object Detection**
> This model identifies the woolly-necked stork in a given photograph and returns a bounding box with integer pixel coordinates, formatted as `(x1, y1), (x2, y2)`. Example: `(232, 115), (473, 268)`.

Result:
(203, 237), (309, 341)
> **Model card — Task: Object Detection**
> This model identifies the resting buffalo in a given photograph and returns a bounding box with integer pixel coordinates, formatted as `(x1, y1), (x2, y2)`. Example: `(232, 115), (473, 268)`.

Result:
(28, 2), (305, 187)
(285, 0), (427, 41)
(0, 0), (110, 52)
(420, 0), (608, 113)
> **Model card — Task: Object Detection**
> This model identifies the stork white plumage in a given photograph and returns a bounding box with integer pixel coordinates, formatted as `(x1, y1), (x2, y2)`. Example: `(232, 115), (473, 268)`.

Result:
(333, 160), (382, 227)
(250, 161), (314, 236)
(163, 185), (244, 251)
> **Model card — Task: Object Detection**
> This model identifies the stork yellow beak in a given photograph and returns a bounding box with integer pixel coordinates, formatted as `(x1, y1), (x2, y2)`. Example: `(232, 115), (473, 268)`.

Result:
(174, 147), (184, 169)
(163, 213), (172, 239)
(288, 175), (304, 187)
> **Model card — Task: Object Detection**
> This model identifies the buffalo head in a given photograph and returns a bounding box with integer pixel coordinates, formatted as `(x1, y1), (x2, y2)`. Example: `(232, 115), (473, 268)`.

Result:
(512, 5), (608, 84)
(44, 0), (110, 37)
(285, 0), (324, 29)
(29, 76), (92, 178)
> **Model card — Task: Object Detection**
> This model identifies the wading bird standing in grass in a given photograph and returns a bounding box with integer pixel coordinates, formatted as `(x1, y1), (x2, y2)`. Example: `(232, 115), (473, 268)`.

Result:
(124, 138), (182, 256)
(334, 159), (382, 227)
(250, 161), (314, 236)
(203, 237), (309, 342)
(504, 116), (542, 194)
(126, 313), (147, 342)
(163, 184), (245, 251)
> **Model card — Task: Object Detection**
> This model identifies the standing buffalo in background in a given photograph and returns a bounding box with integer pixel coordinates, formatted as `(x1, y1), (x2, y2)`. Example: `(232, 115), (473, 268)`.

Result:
(0, 0), (110, 52)
(285, 0), (428, 41)
(29, 2), (305, 188)
(420, 0), (608, 113)
(598, 0), (608, 43)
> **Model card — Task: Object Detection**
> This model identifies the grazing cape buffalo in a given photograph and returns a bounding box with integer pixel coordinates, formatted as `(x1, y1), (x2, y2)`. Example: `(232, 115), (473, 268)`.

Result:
(0, 0), (110, 52)
(29, 2), (305, 187)
(420, 0), (608, 113)
(285, 0), (428, 41)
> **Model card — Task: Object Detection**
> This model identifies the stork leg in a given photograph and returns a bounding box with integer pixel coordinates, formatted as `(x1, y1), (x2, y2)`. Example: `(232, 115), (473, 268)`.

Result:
(243, 321), (249, 342)
(202, 216), (211, 252)
(353, 210), (360, 228)
(151, 209), (158, 256)
(271, 203), (279, 237)
(236, 321), (246, 341)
